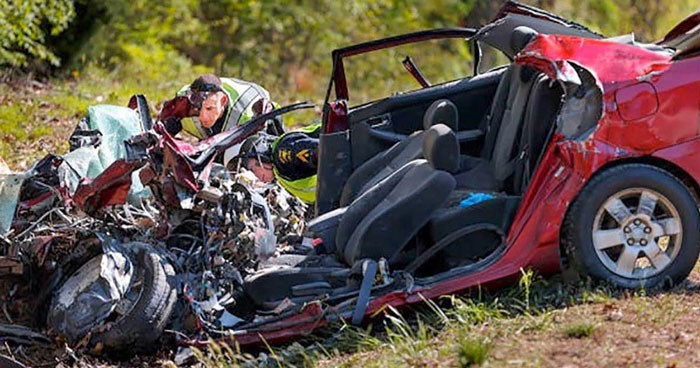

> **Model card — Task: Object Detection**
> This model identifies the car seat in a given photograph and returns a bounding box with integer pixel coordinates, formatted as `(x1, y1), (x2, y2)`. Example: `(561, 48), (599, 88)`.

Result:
(243, 124), (459, 307)
(339, 99), (460, 206)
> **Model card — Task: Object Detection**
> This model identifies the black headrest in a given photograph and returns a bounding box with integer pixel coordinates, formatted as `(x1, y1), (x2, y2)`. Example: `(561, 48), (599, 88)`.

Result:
(423, 99), (459, 131)
(510, 26), (538, 55)
(422, 124), (459, 173)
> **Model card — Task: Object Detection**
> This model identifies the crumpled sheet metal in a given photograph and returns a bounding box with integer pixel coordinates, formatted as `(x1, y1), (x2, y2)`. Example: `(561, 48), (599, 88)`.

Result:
(555, 63), (604, 139)
(72, 159), (145, 215)
(515, 34), (672, 85)
(64, 105), (152, 203)
(659, 10), (700, 56)
(47, 241), (134, 342)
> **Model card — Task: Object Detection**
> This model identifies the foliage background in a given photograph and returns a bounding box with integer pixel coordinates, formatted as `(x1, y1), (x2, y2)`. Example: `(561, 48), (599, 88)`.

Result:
(0, 0), (697, 168)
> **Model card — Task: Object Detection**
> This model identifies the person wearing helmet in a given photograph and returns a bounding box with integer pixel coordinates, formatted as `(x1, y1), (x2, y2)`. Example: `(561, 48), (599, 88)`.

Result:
(235, 122), (321, 204)
(236, 133), (278, 183)
(159, 74), (284, 139)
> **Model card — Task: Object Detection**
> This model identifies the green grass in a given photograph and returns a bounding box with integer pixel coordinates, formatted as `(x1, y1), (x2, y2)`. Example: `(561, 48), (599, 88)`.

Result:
(185, 272), (621, 367)
(561, 322), (596, 338)
(456, 337), (490, 367)
(0, 52), (208, 168)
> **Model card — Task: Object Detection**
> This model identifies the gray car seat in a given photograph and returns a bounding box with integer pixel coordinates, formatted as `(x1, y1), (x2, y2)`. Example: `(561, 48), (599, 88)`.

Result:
(337, 124), (458, 265)
(339, 99), (459, 206)
(452, 26), (543, 193)
(408, 74), (565, 275)
(452, 64), (537, 192)
(343, 26), (542, 204)
(243, 124), (459, 307)
(511, 74), (564, 193)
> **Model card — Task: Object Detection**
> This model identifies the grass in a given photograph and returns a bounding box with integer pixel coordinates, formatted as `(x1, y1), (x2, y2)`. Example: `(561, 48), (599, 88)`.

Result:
(561, 322), (596, 338)
(456, 337), (491, 367)
(183, 265), (700, 368)
(0, 61), (206, 167)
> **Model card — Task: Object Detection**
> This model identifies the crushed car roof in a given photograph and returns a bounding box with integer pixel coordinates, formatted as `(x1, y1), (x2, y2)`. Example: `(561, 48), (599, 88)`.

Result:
(659, 10), (700, 57)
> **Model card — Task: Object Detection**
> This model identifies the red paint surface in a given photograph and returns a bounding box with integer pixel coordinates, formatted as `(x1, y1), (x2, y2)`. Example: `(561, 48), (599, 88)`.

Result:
(73, 159), (143, 214)
(615, 82), (659, 121)
(516, 34), (671, 84)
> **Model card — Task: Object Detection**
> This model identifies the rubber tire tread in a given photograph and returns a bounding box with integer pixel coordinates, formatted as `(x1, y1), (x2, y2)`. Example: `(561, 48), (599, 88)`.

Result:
(94, 248), (177, 353)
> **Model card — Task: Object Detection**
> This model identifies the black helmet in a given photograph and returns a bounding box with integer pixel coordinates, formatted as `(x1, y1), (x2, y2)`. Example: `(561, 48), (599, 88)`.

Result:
(238, 134), (274, 163)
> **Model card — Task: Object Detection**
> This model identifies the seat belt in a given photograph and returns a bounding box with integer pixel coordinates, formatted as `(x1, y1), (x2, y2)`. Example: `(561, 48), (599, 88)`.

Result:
(405, 224), (504, 274)
(351, 259), (378, 325)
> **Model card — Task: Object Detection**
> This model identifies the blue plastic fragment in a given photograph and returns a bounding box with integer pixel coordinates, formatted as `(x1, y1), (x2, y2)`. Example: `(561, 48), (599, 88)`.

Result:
(459, 192), (495, 208)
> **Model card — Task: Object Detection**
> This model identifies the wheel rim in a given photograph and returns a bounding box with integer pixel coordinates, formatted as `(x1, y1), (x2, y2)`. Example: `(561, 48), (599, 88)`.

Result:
(592, 187), (683, 279)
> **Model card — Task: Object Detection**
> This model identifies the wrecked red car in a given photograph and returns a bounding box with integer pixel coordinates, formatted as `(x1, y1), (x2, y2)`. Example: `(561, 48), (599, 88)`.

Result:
(205, 2), (700, 346)
(15, 0), (700, 355)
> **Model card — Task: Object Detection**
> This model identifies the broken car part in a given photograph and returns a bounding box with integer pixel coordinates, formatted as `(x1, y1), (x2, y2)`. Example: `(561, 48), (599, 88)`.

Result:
(47, 240), (177, 353)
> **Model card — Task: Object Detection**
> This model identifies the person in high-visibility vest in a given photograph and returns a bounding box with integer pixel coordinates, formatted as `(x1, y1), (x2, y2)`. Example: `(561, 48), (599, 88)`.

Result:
(159, 74), (283, 138)
(236, 122), (320, 204)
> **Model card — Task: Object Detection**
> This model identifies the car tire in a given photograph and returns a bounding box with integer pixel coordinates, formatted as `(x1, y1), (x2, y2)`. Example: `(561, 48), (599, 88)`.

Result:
(93, 247), (177, 353)
(563, 163), (700, 289)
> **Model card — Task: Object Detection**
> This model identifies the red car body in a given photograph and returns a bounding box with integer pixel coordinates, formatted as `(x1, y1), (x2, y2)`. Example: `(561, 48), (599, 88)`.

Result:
(189, 3), (700, 347)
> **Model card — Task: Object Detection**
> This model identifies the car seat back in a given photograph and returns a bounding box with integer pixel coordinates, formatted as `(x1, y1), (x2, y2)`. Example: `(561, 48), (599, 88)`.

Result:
(468, 26), (543, 192)
(510, 74), (564, 194)
(339, 99), (459, 207)
(337, 124), (458, 266)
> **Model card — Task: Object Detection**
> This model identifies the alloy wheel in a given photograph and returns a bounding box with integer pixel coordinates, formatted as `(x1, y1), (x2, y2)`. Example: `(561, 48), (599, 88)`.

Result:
(592, 188), (683, 279)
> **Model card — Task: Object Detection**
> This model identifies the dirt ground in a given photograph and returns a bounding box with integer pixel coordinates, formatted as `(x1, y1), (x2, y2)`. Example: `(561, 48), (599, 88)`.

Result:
(485, 285), (700, 367)
(320, 266), (700, 368)
(5, 268), (700, 367)
(514, 271), (700, 368)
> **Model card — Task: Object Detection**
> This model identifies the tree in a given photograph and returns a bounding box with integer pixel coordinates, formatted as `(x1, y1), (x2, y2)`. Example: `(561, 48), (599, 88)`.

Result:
(0, 0), (75, 67)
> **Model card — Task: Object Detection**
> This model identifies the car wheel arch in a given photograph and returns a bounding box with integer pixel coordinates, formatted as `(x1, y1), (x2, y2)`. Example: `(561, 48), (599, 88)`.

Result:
(558, 155), (700, 271)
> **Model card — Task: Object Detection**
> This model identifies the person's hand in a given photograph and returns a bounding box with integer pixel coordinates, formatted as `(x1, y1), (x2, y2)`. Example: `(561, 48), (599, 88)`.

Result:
(159, 96), (198, 121)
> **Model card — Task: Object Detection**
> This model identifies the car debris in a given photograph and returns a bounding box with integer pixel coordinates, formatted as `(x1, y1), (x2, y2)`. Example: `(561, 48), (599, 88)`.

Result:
(0, 323), (51, 346)
(0, 257), (22, 276)
(174, 346), (196, 366)
(0, 96), (317, 358)
(48, 239), (137, 343)
(3, 1), (700, 364)
(0, 354), (26, 368)
(0, 172), (26, 236)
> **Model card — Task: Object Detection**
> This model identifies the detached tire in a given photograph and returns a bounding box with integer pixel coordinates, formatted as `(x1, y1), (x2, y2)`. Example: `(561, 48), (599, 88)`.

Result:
(563, 164), (700, 289)
(94, 247), (177, 353)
